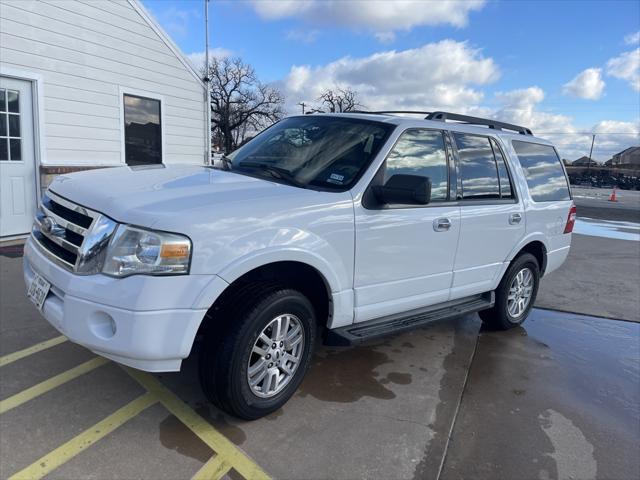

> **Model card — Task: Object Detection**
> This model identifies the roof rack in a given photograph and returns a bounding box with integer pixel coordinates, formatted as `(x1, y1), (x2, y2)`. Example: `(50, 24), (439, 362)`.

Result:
(326, 110), (533, 135)
(352, 110), (434, 116)
(426, 111), (533, 136)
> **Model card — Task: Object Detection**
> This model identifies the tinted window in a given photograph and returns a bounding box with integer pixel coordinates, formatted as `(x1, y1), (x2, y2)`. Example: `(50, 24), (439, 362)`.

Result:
(228, 116), (394, 191)
(124, 94), (162, 165)
(385, 129), (448, 201)
(491, 138), (513, 199)
(454, 133), (500, 200)
(512, 141), (570, 202)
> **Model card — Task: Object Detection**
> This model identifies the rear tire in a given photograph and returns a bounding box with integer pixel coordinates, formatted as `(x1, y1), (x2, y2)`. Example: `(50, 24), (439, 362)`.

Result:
(479, 253), (540, 330)
(199, 284), (316, 420)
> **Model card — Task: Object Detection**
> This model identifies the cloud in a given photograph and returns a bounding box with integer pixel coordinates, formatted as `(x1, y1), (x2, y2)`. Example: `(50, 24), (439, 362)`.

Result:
(286, 29), (320, 44)
(606, 48), (640, 91)
(283, 40), (499, 112)
(625, 31), (640, 45)
(562, 68), (605, 100)
(375, 31), (396, 44)
(250, 0), (485, 35)
(489, 87), (638, 161)
(186, 48), (233, 70)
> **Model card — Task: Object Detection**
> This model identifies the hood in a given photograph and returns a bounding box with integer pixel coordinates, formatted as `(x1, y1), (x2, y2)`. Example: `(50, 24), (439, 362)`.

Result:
(48, 165), (308, 228)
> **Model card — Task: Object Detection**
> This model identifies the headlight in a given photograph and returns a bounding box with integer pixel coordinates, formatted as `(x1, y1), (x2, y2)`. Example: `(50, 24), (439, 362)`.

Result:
(102, 225), (192, 277)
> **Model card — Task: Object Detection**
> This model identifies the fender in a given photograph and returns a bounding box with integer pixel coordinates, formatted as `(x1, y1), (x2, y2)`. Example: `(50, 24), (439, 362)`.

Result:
(506, 232), (549, 262)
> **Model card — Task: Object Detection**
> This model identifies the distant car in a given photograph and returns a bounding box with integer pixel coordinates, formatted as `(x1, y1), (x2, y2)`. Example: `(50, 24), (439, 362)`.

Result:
(24, 111), (575, 419)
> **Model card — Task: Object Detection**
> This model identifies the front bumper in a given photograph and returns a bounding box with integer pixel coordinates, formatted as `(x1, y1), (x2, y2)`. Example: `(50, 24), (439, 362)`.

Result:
(23, 238), (211, 372)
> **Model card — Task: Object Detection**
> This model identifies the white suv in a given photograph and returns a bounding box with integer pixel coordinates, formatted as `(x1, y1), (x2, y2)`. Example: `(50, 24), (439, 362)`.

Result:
(24, 111), (575, 419)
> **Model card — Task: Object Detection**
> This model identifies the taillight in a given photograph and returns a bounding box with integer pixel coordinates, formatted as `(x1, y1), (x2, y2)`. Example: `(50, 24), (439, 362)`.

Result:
(564, 205), (577, 234)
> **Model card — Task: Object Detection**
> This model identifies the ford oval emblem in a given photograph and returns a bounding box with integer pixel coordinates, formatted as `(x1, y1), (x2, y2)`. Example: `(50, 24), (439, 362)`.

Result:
(41, 217), (65, 237)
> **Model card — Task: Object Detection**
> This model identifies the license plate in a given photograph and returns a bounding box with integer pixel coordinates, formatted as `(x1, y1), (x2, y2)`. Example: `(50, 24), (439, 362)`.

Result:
(28, 273), (51, 311)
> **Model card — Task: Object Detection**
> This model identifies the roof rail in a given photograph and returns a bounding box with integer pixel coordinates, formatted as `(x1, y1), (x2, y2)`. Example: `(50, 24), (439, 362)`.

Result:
(426, 111), (533, 135)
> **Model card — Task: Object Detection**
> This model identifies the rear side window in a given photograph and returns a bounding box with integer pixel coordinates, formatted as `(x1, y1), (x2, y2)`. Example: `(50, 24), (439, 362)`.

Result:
(385, 129), (449, 201)
(490, 138), (514, 199)
(453, 133), (500, 200)
(512, 141), (571, 202)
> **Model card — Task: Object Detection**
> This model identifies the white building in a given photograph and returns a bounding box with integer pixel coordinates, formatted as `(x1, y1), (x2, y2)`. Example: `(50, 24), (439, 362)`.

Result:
(0, 0), (209, 238)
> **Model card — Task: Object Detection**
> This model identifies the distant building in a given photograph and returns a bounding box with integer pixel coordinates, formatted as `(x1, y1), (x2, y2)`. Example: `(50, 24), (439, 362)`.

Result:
(610, 147), (640, 167)
(572, 156), (599, 167)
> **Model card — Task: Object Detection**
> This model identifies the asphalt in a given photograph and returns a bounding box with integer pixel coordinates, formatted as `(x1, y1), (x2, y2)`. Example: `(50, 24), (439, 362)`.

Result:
(1, 203), (638, 480)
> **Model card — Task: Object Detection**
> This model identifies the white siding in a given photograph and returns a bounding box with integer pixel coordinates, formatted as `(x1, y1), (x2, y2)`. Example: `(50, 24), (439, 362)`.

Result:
(0, 0), (207, 166)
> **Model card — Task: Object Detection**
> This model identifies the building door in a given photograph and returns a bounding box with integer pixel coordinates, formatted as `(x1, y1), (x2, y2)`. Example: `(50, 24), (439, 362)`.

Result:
(0, 76), (37, 238)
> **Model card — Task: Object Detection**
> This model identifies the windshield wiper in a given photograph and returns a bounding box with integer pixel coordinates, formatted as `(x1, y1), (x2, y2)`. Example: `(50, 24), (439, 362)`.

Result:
(237, 161), (306, 188)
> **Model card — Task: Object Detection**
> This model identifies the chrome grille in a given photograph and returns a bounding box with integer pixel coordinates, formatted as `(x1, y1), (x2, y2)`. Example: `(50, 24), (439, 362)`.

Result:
(32, 190), (102, 271)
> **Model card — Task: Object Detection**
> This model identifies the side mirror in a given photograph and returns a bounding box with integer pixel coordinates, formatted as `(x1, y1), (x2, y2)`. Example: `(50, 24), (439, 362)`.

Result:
(373, 174), (431, 205)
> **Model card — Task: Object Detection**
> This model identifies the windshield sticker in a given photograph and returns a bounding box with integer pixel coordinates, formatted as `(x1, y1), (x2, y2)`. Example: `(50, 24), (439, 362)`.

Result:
(329, 173), (345, 184)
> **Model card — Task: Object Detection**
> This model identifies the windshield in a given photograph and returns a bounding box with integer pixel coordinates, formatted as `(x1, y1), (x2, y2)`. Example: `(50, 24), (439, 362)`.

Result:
(225, 116), (395, 190)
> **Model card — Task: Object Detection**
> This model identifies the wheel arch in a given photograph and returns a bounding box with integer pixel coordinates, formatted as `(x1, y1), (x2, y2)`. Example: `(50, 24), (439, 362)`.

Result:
(198, 260), (334, 336)
(511, 239), (548, 276)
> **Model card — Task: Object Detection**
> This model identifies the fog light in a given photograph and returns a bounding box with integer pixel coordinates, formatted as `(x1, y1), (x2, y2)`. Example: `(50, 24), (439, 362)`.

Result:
(88, 311), (117, 340)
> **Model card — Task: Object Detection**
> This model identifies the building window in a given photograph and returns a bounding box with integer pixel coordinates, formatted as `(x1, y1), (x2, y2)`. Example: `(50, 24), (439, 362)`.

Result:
(123, 94), (162, 165)
(0, 88), (22, 161)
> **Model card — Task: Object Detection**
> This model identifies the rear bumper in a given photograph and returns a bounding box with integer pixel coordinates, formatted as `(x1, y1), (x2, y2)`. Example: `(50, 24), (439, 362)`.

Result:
(545, 245), (571, 276)
(23, 238), (209, 372)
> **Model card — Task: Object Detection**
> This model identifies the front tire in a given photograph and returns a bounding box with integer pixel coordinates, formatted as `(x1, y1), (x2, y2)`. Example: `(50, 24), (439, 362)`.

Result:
(199, 285), (316, 420)
(479, 253), (540, 330)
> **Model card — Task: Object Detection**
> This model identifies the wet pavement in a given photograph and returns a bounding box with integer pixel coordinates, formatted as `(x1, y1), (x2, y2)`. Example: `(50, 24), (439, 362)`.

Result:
(537, 232), (640, 322)
(441, 310), (640, 480)
(1, 236), (639, 479)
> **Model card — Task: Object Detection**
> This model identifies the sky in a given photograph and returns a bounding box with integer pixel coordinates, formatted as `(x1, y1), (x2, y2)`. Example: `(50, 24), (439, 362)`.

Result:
(141, 0), (640, 162)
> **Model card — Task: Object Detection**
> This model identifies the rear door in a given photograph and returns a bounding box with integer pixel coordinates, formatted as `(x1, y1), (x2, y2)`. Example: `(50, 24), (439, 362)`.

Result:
(449, 133), (525, 299)
(353, 128), (460, 323)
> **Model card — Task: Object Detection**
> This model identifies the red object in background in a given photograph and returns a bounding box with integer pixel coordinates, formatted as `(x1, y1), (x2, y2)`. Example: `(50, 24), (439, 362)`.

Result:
(608, 188), (618, 202)
(564, 205), (577, 234)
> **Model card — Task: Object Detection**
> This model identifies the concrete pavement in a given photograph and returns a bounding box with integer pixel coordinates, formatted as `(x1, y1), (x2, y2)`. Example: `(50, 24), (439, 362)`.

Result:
(1, 224), (639, 479)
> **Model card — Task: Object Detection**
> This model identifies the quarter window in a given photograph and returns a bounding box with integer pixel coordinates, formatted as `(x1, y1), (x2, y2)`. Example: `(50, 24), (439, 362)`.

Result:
(0, 88), (22, 161)
(454, 133), (500, 200)
(512, 141), (571, 202)
(384, 129), (449, 201)
(123, 94), (162, 165)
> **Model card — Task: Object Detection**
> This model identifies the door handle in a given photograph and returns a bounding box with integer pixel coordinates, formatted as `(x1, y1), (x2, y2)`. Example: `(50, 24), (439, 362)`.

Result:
(433, 217), (452, 232)
(509, 213), (522, 225)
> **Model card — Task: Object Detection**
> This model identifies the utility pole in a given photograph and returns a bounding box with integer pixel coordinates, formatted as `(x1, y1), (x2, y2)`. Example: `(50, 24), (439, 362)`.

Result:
(298, 102), (306, 114)
(587, 133), (596, 176)
(204, 0), (211, 164)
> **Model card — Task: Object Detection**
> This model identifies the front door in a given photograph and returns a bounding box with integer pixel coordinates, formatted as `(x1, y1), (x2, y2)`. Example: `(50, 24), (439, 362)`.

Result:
(0, 76), (37, 237)
(354, 128), (460, 323)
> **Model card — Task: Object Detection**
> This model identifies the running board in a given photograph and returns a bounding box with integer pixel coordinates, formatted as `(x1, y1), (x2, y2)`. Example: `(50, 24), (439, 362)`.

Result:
(324, 292), (494, 346)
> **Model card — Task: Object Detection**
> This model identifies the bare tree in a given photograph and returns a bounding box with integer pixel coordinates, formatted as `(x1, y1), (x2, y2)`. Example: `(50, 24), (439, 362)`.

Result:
(317, 87), (364, 113)
(207, 57), (285, 153)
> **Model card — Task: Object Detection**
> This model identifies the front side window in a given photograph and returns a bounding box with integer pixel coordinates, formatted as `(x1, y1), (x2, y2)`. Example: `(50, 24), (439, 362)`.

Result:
(512, 140), (571, 202)
(227, 116), (394, 191)
(123, 94), (162, 166)
(384, 129), (448, 201)
(454, 133), (500, 200)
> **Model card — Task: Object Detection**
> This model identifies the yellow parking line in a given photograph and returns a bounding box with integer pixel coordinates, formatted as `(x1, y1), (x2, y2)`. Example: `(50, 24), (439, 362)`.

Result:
(8, 392), (157, 480)
(192, 455), (232, 480)
(124, 367), (271, 480)
(0, 336), (67, 367)
(0, 357), (109, 414)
